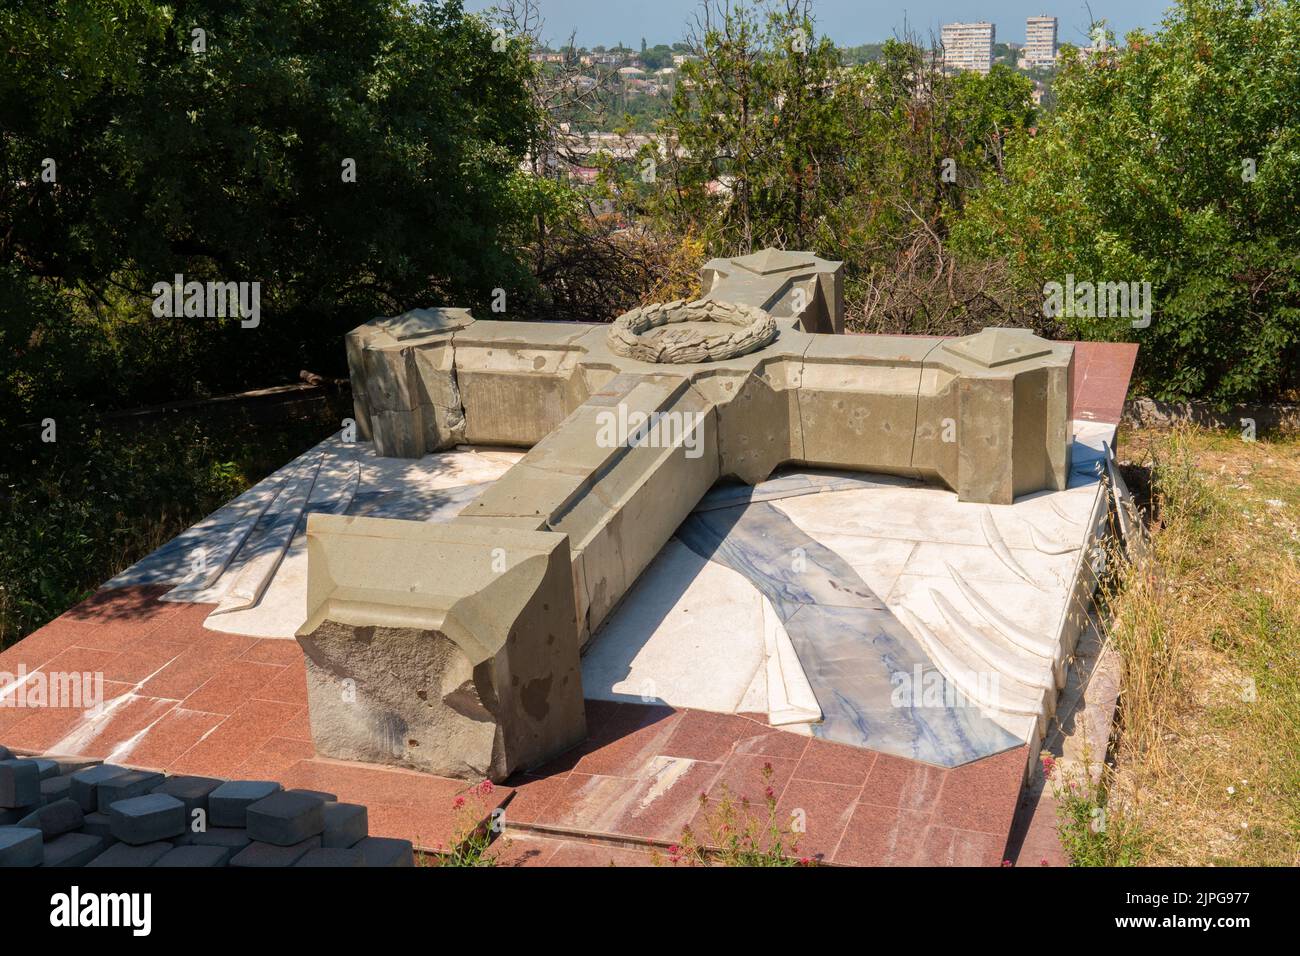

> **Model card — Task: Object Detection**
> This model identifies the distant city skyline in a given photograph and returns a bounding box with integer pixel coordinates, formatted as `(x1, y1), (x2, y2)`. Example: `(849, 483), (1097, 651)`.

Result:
(460, 0), (1176, 49)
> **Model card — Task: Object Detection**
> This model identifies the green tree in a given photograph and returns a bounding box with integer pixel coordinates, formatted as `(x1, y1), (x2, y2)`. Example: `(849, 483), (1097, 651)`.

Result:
(651, 0), (845, 252)
(953, 0), (1300, 404)
(1, 0), (546, 431)
(637, 8), (1036, 333)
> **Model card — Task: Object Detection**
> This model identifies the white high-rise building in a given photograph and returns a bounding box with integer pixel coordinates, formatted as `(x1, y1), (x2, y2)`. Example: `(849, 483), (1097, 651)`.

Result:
(1024, 16), (1059, 67)
(941, 22), (996, 74)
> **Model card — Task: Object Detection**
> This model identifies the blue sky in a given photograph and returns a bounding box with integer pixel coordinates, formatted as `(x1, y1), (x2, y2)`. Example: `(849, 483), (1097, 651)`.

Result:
(460, 0), (1178, 48)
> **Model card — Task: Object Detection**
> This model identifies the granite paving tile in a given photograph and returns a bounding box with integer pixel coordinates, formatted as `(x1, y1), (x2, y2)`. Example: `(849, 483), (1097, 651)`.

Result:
(832, 804), (932, 866)
(166, 699), (300, 775)
(793, 736), (877, 787)
(182, 660), (285, 714)
(777, 779), (860, 863)
(930, 746), (1024, 836)
(858, 752), (947, 813)
(916, 825), (1007, 867)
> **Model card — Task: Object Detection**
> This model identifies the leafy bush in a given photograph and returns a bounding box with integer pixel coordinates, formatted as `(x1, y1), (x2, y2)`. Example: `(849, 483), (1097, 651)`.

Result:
(953, 0), (1300, 404)
(0, 404), (347, 650)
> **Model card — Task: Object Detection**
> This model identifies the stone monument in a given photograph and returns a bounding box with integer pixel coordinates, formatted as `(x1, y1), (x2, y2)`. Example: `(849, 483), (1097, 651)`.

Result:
(296, 248), (1074, 782)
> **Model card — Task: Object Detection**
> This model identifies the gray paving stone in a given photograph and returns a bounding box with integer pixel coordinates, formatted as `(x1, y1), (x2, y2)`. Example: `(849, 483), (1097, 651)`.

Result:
(174, 826), (252, 858)
(40, 776), (73, 801)
(0, 826), (44, 867)
(32, 758), (59, 780)
(321, 802), (368, 849)
(208, 780), (281, 827)
(246, 791), (325, 846)
(86, 841), (173, 867)
(96, 770), (166, 812)
(0, 745), (12, 761)
(229, 836), (321, 867)
(80, 811), (117, 843)
(355, 836), (415, 868)
(153, 845), (229, 868)
(41, 832), (105, 867)
(0, 759), (41, 808)
(16, 798), (84, 838)
(108, 794), (186, 845)
(53, 758), (102, 776)
(288, 789), (338, 803)
(0, 805), (43, 825)
(69, 764), (128, 812)
(294, 847), (364, 867)
(151, 775), (222, 816)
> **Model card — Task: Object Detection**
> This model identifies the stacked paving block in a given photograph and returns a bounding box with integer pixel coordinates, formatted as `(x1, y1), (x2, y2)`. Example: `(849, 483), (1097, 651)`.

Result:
(0, 743), (412, 868)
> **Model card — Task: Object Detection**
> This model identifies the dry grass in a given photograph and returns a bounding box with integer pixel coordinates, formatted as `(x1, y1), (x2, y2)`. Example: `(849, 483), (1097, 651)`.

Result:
(1102, 425), (1300, 866)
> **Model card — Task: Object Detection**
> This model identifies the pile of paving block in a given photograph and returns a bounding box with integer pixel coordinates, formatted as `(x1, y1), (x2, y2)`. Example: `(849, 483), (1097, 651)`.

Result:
(0, 745), (414, 867)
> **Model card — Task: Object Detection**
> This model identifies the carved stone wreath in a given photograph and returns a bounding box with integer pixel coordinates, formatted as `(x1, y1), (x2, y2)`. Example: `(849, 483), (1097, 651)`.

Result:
(606, 299), (778, 364)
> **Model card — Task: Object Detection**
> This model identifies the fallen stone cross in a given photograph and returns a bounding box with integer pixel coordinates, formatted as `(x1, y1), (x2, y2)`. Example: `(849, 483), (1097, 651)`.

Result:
(297, 248), (1074, 781)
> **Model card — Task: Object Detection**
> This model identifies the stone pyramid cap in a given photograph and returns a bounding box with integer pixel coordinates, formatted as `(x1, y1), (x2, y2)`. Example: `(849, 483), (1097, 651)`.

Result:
(941, 327), (1055, 368)
(384, 307), (475, 341)
(730, 248), (817, 276)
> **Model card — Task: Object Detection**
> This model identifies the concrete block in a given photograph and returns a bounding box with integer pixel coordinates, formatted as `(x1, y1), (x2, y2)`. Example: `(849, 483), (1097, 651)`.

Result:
(0, 745), (12, 761)
(69, 764), (128, 812)
(153, 845), (229, 867)
(287, 788), (337, 803)
(0, 805), (42, 825)
(16, 798), (84, 838)
(355, 836), (414, 868)
(174, 827), (250, 864)
(41, 832), (105, 867)
(294, 847), (365, 867)
(96, 770), (166, 812)
(52, 758), (102, 777)
(297, 516), (584, 782)
(108, 794), (186, 845)
(32, 758), (59, 780)
(208, 780), (281, 827)
(229, 836), (321, 867)
(40, 776), (73, 802)
(321, 802), (368, 849)
(151, 775), (222, 816)
(0, 759), (41, 808)
(0, 827), (44, 867)
(86, 841), (173, 867)
(80, 811), (117, 843)
(245, 791), (325, 846)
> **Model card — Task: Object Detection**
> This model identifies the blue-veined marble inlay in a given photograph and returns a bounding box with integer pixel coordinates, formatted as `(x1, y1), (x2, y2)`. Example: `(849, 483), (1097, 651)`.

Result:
(677, 492), (1021, 767)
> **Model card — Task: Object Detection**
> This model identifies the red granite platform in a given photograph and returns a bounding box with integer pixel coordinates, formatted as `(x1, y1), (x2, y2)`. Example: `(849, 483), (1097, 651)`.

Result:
(1, 586), (1027, 865)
